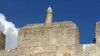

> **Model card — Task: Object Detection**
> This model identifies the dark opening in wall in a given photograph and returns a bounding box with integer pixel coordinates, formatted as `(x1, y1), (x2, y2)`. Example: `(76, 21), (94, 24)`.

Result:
(93, 38), (96, 44)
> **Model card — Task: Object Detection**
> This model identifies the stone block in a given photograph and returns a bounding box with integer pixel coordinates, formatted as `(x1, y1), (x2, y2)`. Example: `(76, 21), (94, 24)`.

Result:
(44, 46), (56, 52)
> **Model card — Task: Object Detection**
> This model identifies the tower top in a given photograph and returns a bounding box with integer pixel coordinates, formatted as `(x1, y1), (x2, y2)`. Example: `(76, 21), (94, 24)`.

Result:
(45, 6), (53, 26)
(47, 6), (52, 12)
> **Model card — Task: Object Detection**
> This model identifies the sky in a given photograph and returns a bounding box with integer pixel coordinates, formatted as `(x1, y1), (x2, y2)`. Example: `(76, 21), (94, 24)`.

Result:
(0, 0), (100, 49)
(0, 13), (18, 49)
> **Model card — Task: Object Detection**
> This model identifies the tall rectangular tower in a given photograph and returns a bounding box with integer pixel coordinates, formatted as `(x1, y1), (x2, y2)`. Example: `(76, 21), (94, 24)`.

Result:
(96, 22), (100, 49)
(0, 32), (5, 50)
(18, 7), (80, 56)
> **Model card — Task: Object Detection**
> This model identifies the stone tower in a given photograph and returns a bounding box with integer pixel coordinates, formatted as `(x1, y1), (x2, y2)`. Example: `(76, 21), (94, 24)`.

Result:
(0, 7), (100, 56)
(96, 21), (100, 49)
(45, 7), (52, 26)
(18, 7), (80, 56)
(0, 32), (5, 50)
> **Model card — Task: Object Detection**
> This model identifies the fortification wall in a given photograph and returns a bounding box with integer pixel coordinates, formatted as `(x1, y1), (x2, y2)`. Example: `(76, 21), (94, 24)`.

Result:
(0, 21), (100, 56)
(82, 44), (96, 56)
(17, 21), (79, 56)
(0, 6), (99, 56)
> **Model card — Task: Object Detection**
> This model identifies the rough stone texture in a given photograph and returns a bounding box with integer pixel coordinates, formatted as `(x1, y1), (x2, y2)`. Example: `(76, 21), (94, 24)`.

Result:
(45, 7), (52, 26)
(0, 7), (100, 56)
(96, 21), (100, 48)
(96, 21), (100, 56)
(0, 21), (100, 56)
(17, 21), (79, 56)
(0, 32), (5, 50)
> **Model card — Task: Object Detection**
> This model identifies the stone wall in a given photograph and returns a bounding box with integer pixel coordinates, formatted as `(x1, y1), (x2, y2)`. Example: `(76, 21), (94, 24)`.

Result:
(0, 21), (100, 56)
(96, 21), (100, 48)
(83, 44), (96, 56)
(17, 21), (79, 56)
(0, 6), (99, 56)
(96, 21), (100, 56)
(0, 32), (5, 50)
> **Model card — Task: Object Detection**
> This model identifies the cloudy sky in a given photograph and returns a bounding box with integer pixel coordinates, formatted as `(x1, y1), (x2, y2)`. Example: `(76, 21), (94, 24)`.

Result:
(0, 13), (18, 49)
(0, 0), (100, 49)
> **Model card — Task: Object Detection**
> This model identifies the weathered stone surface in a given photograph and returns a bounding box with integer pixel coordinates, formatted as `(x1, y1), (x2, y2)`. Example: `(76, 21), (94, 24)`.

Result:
(0, 7), (100, 56)
(16, 20), (79, 56)
(0, 32), (5, 50)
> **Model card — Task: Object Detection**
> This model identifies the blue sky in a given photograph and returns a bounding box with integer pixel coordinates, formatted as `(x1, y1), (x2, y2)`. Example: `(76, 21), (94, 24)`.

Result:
(0, 0), (100, 44)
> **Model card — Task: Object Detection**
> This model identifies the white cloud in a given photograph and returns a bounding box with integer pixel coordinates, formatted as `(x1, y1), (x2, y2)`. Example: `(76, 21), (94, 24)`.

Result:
(0, 13), (18, 49)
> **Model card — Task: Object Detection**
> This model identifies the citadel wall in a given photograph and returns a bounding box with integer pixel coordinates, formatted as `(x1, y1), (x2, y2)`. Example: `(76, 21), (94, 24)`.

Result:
(0, 7), (99, 56)
(82, 21), (100, 56)
(18, 21), (79, 56)
(17, 7), (80, 56)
